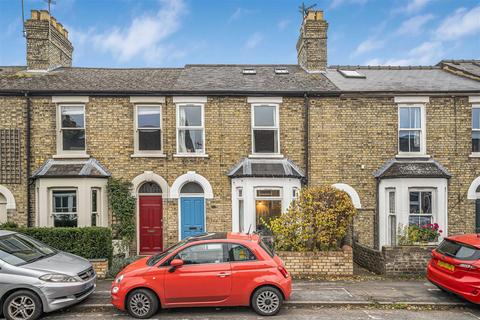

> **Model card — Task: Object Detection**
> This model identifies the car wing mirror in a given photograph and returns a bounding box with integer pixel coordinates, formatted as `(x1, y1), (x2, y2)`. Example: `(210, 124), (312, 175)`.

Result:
(169, 259), (184, 273)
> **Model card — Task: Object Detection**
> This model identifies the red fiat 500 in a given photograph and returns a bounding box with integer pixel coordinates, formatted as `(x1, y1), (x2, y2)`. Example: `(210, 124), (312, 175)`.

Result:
(111, 232), (291, 318)
(427, 234), (480, 303)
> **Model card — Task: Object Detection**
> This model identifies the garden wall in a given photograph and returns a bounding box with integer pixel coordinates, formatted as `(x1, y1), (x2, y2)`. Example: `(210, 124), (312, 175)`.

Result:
(278, 245), (353, 278)
(90, 259), (109, 279)
(353, 241), (435, 276)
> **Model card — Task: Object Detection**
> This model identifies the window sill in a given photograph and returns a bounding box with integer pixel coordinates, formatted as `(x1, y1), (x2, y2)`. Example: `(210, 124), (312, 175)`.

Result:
(395, 154), (430, 159)
(131, 153), (166, 158)
(53, 153), (90, 159)
(469, 153), (480, 158)
(174, 153), (209, 158)
(248, 154), (284, 159)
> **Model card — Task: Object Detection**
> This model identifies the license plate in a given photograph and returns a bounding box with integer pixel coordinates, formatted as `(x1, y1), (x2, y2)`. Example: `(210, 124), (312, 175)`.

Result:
(438, 260), (455, 271)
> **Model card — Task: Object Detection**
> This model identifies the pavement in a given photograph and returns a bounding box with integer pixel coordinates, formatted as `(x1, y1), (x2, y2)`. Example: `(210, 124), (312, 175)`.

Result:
(74, 278), (471, 312)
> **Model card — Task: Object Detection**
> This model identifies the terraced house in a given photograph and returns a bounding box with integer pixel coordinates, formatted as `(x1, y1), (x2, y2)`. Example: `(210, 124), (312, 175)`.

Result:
(0, 9), (480, 268)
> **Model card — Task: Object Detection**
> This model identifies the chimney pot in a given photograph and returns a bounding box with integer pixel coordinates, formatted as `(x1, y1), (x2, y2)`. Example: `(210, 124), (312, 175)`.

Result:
(31, 10), (40, 20)
(39, 10), (50, 21)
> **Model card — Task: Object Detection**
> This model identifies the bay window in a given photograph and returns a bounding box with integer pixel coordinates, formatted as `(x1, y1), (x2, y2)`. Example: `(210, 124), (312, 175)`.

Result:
(60, 105), (85, 152)
(135, 105), (162, 153)
(52, 190), (77, 227)
(252, 105), (279, 154)
(255, 188), (282, 230)
(398, 105), (425, 154)
(91, 188), (100, 226)
(177, 104), (204, 154)
(409, 190), (433, 227)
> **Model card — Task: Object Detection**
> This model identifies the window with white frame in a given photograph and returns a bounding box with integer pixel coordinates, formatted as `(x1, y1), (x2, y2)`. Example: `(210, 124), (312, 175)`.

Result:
(398, 105), (424, 154)
(135, 105), (162, 153)
(177, 104), (204, 154)
(472, 106), (480, 153)
(386, 188), (396, 246)
(409, 189), (434, 227)
(59, 105), (86, 152)
(91, 188), (100, 227)
(252, 105), (279, 154)
(52, 190), (77, 227)
(255, 188), (282, 230)
(237, 188), (244, 233)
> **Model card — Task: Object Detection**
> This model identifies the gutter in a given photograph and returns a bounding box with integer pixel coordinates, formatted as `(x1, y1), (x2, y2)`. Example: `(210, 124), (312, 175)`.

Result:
(303, 93), (309, 185)
(24, 92), (33, 227)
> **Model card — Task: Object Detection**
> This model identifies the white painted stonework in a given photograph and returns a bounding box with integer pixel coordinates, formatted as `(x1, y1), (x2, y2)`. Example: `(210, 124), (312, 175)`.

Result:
(35, 178), (108, 227)
(378, 178), (448, 249)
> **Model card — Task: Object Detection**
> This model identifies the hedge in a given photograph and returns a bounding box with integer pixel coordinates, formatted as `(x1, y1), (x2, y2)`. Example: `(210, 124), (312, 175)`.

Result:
(0, 226), (113, 261)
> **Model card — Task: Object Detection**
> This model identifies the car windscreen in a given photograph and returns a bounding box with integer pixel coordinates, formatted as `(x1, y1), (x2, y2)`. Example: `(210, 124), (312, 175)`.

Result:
(0, 233), (57, 266)
(147, 239), (189, 266)
(259, 239), (275, 258)
(437, 239), (480, 261)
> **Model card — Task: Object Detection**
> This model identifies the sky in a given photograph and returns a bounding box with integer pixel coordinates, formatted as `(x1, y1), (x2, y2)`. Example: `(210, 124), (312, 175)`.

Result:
(0, 0), (479, 68)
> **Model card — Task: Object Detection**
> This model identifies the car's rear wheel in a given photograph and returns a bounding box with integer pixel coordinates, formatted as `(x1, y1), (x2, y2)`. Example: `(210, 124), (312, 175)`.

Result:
(2, 290), (42, 320)
(251, 286), (283, 316)
(126, 289), (159, 319)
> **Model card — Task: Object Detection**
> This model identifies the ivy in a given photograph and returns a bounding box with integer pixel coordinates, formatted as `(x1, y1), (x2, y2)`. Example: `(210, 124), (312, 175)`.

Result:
(107, 178), (136, 243)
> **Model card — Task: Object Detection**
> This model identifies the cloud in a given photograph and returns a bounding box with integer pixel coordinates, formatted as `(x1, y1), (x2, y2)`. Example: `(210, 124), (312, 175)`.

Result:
(352, 38), (384, 56)
(86, 0), (186, 63)
(365, 41), (443, 66)
(400, 0), (433, 14)
(395, 14), (434, 35)
(277, 19), (290, 30)
(229, 8), (252, 22)
(244, 32), (263, 49)
(330, 0), (369, 9)
(435, 6), (480, 41)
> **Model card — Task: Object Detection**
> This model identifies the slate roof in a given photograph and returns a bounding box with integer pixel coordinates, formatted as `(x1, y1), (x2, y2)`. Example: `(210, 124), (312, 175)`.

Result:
(174, 64), (338, 93)
(438, 60), (480, 79)
(324, 66), (480, 93)
(32, 158), (111, 178)
(228, 158), (305, 179)
(0, 64), (337, 94)
(373, 158), (451, 179)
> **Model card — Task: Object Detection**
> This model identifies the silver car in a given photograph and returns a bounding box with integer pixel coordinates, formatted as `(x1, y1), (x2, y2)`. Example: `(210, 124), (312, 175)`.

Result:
(0, 230), (96, 320)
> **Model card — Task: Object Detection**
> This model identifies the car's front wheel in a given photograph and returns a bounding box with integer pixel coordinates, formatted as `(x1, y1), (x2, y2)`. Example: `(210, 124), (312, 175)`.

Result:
(2, 290), (43, 320)
(251, 286), (283, 316)
(126, 289), (159, 319)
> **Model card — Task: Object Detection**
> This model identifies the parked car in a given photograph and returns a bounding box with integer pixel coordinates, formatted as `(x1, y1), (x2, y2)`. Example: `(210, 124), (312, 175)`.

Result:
(111, 232), (291, 318)
(0, 230), (96, 320)
(427, 234), (480, 303)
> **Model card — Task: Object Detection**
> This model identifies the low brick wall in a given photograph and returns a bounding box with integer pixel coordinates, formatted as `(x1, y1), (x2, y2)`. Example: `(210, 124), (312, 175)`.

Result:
(90, 259), (109, 279)
(278, 245), (353, 278)
(353, 242), (385, 274)
(383, 245), (435, 276)
(353, 242), (435, 276)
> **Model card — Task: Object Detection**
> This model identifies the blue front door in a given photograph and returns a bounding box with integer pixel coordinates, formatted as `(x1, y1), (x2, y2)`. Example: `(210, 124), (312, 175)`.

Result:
(181, 197), (205, 239)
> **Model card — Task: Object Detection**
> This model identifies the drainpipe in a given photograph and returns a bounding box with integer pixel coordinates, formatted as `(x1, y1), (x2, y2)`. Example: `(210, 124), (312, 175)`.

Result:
(303, 93), (309, 185)
(374, 177), (380, 250)
(24, 92), (32, 227)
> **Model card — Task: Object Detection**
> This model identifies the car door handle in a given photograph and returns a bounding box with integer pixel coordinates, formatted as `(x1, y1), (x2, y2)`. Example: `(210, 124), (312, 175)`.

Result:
(217, 272), (231, 278)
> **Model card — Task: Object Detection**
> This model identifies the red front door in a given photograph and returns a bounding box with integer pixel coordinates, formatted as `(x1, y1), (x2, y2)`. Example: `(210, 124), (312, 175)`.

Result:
(139, 195), (163, 255)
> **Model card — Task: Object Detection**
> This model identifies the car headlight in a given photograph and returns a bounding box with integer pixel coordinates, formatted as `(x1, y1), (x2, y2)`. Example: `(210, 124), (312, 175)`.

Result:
(39, 274), (78, 283)
(115, 275), (124, 284)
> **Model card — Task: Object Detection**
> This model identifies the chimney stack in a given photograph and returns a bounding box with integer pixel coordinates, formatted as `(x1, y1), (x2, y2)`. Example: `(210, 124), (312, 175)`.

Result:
(296, 10), (328, 72)
(25, 10), (73, 71)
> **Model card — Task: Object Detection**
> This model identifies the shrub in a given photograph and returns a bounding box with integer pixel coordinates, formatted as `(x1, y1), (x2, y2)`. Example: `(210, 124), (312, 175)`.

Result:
(107, 178), (136, 243)
(1, 226), (113, 261)
(398, 223), (442, 245)
(0, 221), (18, 229)
(265, 186), (356, 251)
(107, 256), (141, 279)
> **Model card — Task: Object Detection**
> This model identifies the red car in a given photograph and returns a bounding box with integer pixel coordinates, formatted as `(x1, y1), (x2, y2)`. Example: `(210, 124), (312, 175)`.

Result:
(111, 232), (291, 318)
(427, 234), (480, 303)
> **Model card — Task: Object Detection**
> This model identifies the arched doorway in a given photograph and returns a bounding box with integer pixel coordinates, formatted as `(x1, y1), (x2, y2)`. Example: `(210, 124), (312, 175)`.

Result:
(179, 182), (205, 239)
(138, 181), (163, 255)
